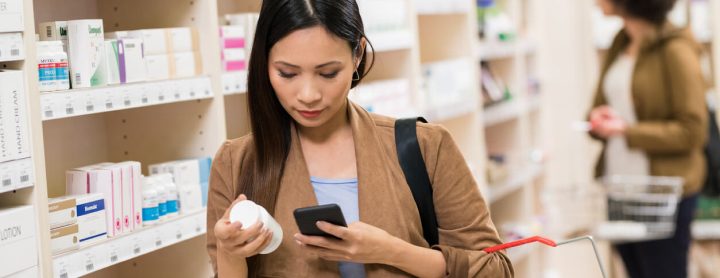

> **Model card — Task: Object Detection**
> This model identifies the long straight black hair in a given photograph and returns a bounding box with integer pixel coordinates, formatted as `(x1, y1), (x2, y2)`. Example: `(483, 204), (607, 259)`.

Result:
(240, 0), (373, 274)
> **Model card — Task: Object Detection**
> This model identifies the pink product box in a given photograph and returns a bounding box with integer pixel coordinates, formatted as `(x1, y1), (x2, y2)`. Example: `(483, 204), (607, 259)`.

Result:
(116, 161), (143, 230)
(223, 61), (247, 72)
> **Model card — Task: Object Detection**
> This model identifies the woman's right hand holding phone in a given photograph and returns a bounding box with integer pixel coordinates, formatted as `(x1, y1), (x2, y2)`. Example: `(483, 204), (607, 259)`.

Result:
(214, 194), (274, 258)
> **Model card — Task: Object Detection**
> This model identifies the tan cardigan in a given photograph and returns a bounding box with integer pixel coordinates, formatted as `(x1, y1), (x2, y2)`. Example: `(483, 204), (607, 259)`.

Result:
(591, 23), (708, 195)
(207, 102), (513, 277)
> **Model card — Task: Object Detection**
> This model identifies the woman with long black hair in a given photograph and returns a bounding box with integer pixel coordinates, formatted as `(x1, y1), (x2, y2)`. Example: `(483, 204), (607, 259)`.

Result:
(207, 1), (513, 277)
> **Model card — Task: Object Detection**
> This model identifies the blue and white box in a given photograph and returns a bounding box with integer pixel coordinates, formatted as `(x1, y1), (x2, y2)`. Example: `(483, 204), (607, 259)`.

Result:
(76, 193), (108, 247)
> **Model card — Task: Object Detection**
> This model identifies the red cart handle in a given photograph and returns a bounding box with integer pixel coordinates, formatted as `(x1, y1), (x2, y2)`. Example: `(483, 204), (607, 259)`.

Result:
(483, 236), (557, 253)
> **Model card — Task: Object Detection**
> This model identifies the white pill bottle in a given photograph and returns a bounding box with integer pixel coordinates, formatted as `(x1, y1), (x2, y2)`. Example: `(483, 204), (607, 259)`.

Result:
(229, 200), (283, 254)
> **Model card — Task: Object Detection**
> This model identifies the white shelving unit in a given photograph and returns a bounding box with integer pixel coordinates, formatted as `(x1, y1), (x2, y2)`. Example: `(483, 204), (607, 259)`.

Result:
(53, 209), (206, 278)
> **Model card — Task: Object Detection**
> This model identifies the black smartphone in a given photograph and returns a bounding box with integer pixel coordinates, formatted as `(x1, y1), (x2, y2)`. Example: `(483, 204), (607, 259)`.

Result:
(293, 204), (347, 239)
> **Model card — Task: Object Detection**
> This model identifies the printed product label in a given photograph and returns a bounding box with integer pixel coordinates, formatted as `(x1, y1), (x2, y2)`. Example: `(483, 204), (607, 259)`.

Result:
(39, 63), (56, 81)
(158, 202), (167, 217)
(77, 199), (105, 216)
(166, 200), (179, 214)
(142, 207), (159, 222)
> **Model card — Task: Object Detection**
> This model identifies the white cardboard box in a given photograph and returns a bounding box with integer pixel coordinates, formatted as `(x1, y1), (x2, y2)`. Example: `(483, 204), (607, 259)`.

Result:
(167, 27), (197, 52)
(51, 223), (79, 255)
(171, 52), (200, 78)
(67, 19), (107, 88)
(0, 0), (24, 33)
(145, 54), (170, 80)
(7, 265), (38, 278)
(104, 40), (121, 85)
(8, 266), (37, 278)
(0, 32), (24, 62)
(177, 183), (202, 214)
(48, 195), (78, 229)
(66, 167), (123, 237)
(129, 29), (167, 55)
(38, 21), (68, 52)
(76, 193), (108, 247)
(120, 38), (147, 83)
(0, 206), (37, 277)
(0, 70), (30, 163)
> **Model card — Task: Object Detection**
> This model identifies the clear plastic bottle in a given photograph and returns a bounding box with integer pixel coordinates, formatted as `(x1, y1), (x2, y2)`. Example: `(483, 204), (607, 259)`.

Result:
(153, 176), (168, 221)
(141, 176), (160, 227)
(160, 174), (180, 217)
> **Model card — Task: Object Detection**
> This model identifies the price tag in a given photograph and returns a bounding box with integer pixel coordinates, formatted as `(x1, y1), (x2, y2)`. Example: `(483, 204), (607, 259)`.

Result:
(176, 223), (183, 240)
(132, 238), (142, 255)
(141, 94), (148, 104)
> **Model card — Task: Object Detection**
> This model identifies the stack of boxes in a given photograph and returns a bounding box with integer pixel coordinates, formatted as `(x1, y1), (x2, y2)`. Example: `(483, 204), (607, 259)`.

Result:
(48, 193), (107, 255)
(0, 70), (33, 194)
(66, 161), (143, 238)
(220, 13), (258, 92)
(123, 28), (202, 80)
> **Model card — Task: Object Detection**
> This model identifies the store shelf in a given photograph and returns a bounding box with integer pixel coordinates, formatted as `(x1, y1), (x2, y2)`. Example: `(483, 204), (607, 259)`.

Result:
(478, 40), (537, 61)
(367, 30), (414, 52)
(482, 96), (541, 127)
(692, 220), (720, 240)
(40, 77), (214, 121)
(0, 157), (34, 194)
(52, 209), (207, 278)
(488, 164), (543, 204)
(222, 71), (248, 96)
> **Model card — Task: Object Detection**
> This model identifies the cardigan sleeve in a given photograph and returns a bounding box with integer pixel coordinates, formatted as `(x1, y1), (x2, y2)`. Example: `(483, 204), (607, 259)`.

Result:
(625, 40), (708, 154)
(420, 125), (514, 277)
(206, 140), (238, 275)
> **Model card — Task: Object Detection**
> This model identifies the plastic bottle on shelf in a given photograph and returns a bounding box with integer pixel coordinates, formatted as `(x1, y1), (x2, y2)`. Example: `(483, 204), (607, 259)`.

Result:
(160, 174), (180, 217)
(37, 41), (58, 92)
(141, 177), (160, 227)
(153, 177), (169, 221)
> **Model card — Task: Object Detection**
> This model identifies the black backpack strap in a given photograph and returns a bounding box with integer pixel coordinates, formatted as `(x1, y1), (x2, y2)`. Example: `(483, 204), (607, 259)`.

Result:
(395, 117), (439, 246)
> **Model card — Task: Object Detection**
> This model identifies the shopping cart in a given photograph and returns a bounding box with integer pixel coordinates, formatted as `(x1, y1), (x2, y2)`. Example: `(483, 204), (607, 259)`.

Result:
(485, 235), (608, 278)
(541, 175), (684, 243)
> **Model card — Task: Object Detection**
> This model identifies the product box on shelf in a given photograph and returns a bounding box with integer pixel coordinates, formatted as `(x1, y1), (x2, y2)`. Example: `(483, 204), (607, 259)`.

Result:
(145, 54), (170, 80)
(116, 161), (143, 230)
(51, 223), (79, 255)
(167, 27), (199, 53)
(129, 29), (167, 55)
(0, 0), (24, 33)
(67, 19), (107, 88)
(75, 193), (108, 247)
(48, 195), (78, 229)
(66, 167), (123, 237)
(7, 266), (38, 278)
(104, 40), (121, 85)
(38, 21), (68, 51)
(0, 206), (37, 277)
(219, 25), (246, 49)
(93, 163), (134, 233)
(222, 48), (246, 72)
(0, 70), (31, 163)
(198, 157), (211, 207)
(170, 51), (201, 78)
(0, 32), (24, 62)
(120, 38), (147, 83)
(149, 160), (204, 213)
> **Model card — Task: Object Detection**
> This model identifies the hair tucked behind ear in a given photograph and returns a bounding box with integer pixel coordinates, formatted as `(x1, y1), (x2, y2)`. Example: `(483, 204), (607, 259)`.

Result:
(240, 0), (373, 276)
